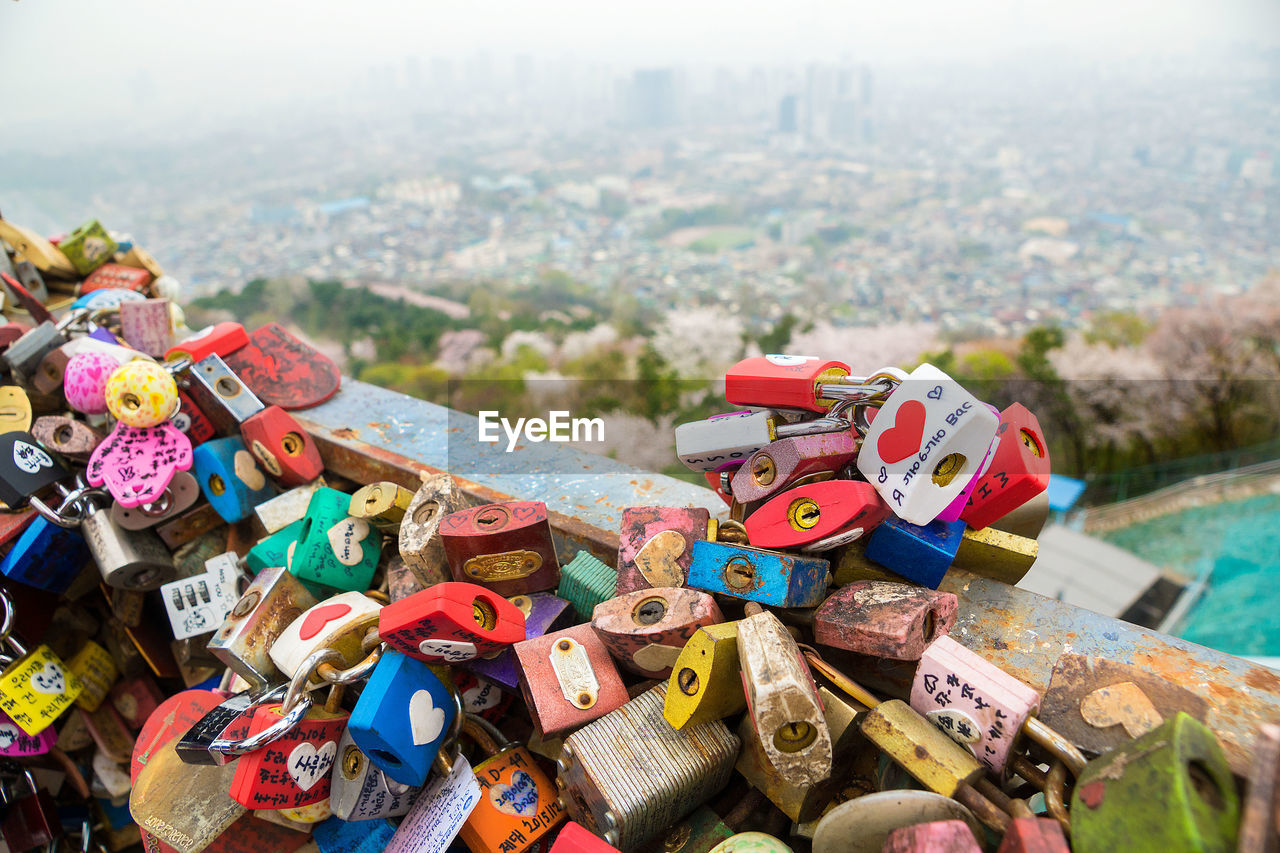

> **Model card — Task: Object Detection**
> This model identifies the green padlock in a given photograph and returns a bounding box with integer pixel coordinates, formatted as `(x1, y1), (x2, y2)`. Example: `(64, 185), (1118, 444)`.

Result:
(1071, 712), (1239, 853)
(58, 219), (118, 275)
(556, 550), (617, 621)
(289, 487), (382, 593)
(246, 519), (303, 575)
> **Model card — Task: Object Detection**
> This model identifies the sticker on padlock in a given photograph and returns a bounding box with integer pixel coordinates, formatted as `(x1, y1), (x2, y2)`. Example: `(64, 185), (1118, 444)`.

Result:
(615, 506), (710, 594)
(664, 621), (745, 730)
(87, 420), (194, 508)
(268, 591), (382, 686)
(513, 624), (629, 737)
(0, 644), (85, 736)
(590, 587), (723, 678)
(686, 540), (830, 608)
(441, 500), (561, 596)
(110, 470), (201, 530)
(0, 708), (56, 757)
(30, 415), (105, 462)
(0, 430), (72, 506)
(208, 565), (320, 691)
(399, 473), (481, 588)
(813, 581), (958, 661)
(223, 322), (342, 411)
(288, 487), (381, 593)
(463, 592), (577, 692)
(330, 727), (421, 822)
(192, 436), (277, 523)
(160, 553), (244, 641)
(744, 480), (889, 550)
(855, 363), (1000, 525)
(228, 702), (348, 810)
(379, 581), (526, 665)
(347, 649), (457, 787)
(459, 720), (565, 853)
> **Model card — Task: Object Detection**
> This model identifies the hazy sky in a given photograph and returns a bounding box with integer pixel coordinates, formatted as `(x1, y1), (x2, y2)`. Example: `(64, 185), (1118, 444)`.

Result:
(2, 0), (1277, 130)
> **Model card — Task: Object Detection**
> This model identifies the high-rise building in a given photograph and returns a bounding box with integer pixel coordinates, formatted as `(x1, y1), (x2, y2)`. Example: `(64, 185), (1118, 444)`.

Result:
(628, 69), (679, 128)
(778, 94), (799, 133)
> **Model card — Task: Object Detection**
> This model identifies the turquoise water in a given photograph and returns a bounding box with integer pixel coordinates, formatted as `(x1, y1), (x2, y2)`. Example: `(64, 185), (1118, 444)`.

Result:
(1099, 493), (1280, 656)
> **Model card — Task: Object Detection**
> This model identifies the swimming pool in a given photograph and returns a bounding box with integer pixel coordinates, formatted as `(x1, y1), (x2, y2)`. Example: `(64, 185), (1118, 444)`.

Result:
(1099, 493), (1280, 657)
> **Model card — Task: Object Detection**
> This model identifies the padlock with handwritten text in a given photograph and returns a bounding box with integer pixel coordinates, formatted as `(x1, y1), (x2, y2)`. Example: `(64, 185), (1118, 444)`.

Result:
(459, 718), (565, 853)
(330, 726), (420, 822)
(228, 702), (348, 810)
(289, 487), (382, 594)
(379, 581), (525, 665)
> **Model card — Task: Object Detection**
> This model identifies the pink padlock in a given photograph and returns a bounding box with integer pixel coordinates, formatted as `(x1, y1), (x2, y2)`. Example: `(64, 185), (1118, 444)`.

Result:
(86, 421), (194, 507)
(63, 351), (123, 415)
(0, 709), (56, 757)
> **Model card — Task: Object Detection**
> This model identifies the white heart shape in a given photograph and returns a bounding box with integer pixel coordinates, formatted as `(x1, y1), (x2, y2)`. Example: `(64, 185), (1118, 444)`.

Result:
(409, 689), (447, 746)
(417, 639), (477, 663)
(12, 440), (54, 475)
(488, 770), (539, 816)
(232, 449), (266, 491)
(0, 724), (19, 750)
(30, 661), (66, 695)
(463, 678), (500, 712)
(288, 740), (337, 791)
(327, 517), (372, 567)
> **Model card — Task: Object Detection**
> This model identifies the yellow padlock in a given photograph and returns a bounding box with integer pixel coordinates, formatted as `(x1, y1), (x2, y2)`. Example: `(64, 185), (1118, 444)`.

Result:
(0, 644), (85, 736)
(664, 622), (746, 730)
(104, 361), (178, 428)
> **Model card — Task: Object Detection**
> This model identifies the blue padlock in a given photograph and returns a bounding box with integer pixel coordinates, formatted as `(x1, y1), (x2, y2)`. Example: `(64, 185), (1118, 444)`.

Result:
(313, 815), (396, 853)
(0, 515), (90, 594)
(686, 539), (829, 608)
(863, 516), (966, 588)
(289, 488), (381, 594)
(70, 288), (146, 312)
(191, 436), (276, 523)
(347, 649), (456, 787)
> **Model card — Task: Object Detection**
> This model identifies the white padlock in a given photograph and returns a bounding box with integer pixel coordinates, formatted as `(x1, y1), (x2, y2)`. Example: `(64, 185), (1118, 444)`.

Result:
(855, 363), (999, 525)
(268, 590), (382, 684)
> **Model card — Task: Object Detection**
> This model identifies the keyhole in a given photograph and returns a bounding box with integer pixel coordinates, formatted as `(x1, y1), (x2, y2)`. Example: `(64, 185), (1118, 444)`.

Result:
(412, 499), (439, 525)
(207, 474), (226, 496)
(676, 667), (700, 696)
(365, 486), (383, 509)
(140, 489), (174, 517)
(472, 597), (497, 630)
(931, 453), (966, 486)
(752, 455), (776, 486)
(773, 721), (817, 753)
(477, 510), (504, 527)
(632, 597), (667, 625)
(723, 556), (755, 590)
(787, 497), (821, 531)
(341, 745), (364, 779)
(214, 377), (241, 398)
(53, 424), (74, 445)
(1187, 761), (1225, 811)
(923, 610), (937, 642)
(1020, 428), (1044, 458)
(281, 432), (304, 457)
(121, 392), (142, 412)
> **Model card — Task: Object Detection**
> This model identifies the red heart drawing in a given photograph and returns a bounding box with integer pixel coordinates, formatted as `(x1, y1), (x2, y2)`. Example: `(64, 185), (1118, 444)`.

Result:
(876, 399), (927, 464)
(298, 603), (352, 641)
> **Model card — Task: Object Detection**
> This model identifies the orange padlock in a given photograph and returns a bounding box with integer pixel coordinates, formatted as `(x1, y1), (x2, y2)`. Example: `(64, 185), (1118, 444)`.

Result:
(459, 716), (564, 853)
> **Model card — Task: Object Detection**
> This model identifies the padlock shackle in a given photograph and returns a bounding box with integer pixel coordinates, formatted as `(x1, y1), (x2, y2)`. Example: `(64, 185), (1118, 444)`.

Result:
(1022, 715), (1088, 776)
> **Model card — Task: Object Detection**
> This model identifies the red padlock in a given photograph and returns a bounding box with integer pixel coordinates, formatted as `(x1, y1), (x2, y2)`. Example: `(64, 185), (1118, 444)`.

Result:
(379, 581), (526, 664)
(175, 388), (218, 446)
(0, 771), (62, 853)
(549, 822), (620, 853)
(440, 501), (561, 596)
(228, 703), (347, 810)
(165, 321), (250, 364)
(513, 624), (628, 737)
(995, 818), (1070, 853)
(724, 355), (851, 412)
(745, 480), (890, 550)
(960, 403), (1051, 531)
(80, 262), (153, 294)
(241, 405), (324, 486)
(591, 587), (723, 678)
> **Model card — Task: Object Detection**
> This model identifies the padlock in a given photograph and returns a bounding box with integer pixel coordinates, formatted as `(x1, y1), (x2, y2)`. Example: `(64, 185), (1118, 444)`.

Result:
(745, 480), (889, 550)
(724, 355), (856, 412)
(0, 385), (31, 434)
(882, 820), (981, 853)
(174, 387), (217, 446)
(961, 404), (1051, 531)
(329, 727), (420, 821)
(514, 623), (629, 737)
(81, 701), (135, 764)
(2, 322), (66, 385)
(735, 686), (863, 822)
(315, 815), (398, 851)
(62, 349), (123, 415)
(86, 417), (194, 508)
(208, 565), (320, 690)
(182, 353), (267, 435)
(814, 581), (958, 661)
(730, 431), (860, 505)
(191, 435), (276, 523)
(0, 640), (85, 736)
(674, 408), (853, 473)
(590, 587), (723, 678)
(176, 687), (273, 765)
(104, 359), (180, 428)
(863, 516), (966, 589)
(0, 430), (72, 505)
(616, 506), (710, 594)
(399, 473), (480, 587)
(557, 550), (619, 621)
(0, 770), (63, 852)
(109, 674), (166, 731)
(241, 406), (324, 487)
(246, 520), (303, 575)
(0, 708), (56, 756)
(855, 363), (1000, 525)
(349, 480), (415, 532)
(551, 822), (622, 853)
(704, 468), (736, 506)
(81, 261), (153, 294)
(0, 218), (76, 277)
(254, 480), (327, 535)
(995, 817), (1070, 853)
(9, 259), (49, 303)
(441, 500), (561, 596)
(228, 700), (348, 810)
(0, 514), (89, 594)
(379, 581), (526, 665)
(160, 553), (244, 641)
(268, 591), (382, 686)
(1238, 723), (1280, 853)
(911, 635), (1084, 776)
(80, 501), (176, 590)
(223, 322), (342, 410)
(66, 640), (118, 713)
(686, 539), (829, 608)
(737, 608), (832, 787)
(557, 683), (740, 852)
(932, 412), (1001, 526)
(383, 740), (482, 853)
(31, 415), (105, 462)
(59, 218), (117, 274)
(34, 336), (144, 396)
(110, 470), (200, 530)
(119, 298), (175, 356)
(637, 806), (734, 853)
(347, 649), (456, 786)
(1071, 713), (1238, 853)
(950, 526), (1039, 585)
(95, 747), (137, 800)
(464, 592), (576, 691)
(663, 621), (746, 729)
(289, 487), (381, 593)
(165, 321), (250, 364)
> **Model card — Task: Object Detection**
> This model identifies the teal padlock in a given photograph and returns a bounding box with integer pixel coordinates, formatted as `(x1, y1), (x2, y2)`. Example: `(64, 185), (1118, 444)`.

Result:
(1071, 712), (1238, 853)
(289, 487), (382, 593)
(245, 519), (303, 575)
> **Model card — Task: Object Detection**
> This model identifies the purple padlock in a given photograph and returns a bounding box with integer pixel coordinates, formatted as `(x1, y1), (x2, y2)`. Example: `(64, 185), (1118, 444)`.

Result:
(0, 709), (56, 757)
(86, 421), (193, 507)
(462, 592), (576, 690)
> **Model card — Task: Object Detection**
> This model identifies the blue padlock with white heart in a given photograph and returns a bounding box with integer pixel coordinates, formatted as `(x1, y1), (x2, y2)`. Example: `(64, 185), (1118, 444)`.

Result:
(347, 648), (456, 787)
(191, 435), (276, 523)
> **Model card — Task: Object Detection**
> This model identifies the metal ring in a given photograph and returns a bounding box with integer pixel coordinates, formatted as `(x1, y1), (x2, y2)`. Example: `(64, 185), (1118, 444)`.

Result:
(0, 590), (13, 644)
(164, 357), (193, 376)
(208, 694), (314, 756)
(282, 648), (344, 710)
(317, 643), (384, 686)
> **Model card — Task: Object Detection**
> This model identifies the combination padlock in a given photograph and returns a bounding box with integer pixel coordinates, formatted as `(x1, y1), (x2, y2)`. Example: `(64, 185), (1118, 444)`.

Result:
(440, 500), (561, 596)
(729, 430), (859, 504)
(378, 581), (526, 665)
(289, 487), (382, 594)
(513, 623), (629, 737)
(590, 587), (723, 678)
(744, 479), (889, 551)
(615, 506), (710, 594)
(686, 539), (829, 608)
